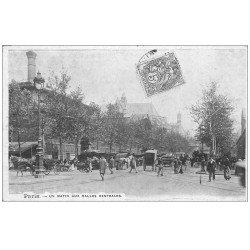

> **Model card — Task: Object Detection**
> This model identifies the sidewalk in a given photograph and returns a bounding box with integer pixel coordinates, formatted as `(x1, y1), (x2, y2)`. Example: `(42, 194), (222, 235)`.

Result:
(9, 171), (73, 185)
(195, 170), (236, 175)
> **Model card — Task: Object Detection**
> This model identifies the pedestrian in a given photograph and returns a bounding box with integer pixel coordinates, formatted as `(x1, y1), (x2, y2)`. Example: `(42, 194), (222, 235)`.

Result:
(142, 156), (146, 171)
(109, 156), (115, 174)
(157, 158), (164, 176)
(201, 155), (206, 172)
(88, 157), (93, 172)
(173, 158), (179, 174)
(179, 160), (184, 174)
(223, 156), (231, 180)
(190, 157), (194, 167)
(180, 154), (184, 165)
(207, 156), (216, 182)
(129, 154), (138, 173)
(9, 155), (14, 170)
(99, 156), (108, 181)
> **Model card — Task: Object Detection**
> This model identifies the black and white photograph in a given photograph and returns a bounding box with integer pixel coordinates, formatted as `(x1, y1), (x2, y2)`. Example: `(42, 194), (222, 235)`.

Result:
(2, 46), (247, 201)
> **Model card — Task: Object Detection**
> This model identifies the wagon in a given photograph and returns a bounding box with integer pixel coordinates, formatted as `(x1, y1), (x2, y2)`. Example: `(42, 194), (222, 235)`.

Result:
(143, 150), (157, 171)
(75, 160), (91, 173)
(161, 154), (174, 167)
(10, 156), (36, 176)
(115, 153), (129, 170)
(235, 160), (246, 187)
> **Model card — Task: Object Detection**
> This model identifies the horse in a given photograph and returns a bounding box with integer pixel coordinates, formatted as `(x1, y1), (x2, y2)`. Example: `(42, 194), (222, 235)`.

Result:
(10, 156), (35, 176)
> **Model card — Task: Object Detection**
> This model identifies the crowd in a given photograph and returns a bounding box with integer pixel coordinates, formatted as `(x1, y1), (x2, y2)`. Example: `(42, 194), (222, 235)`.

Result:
(10, 150), (239, 183)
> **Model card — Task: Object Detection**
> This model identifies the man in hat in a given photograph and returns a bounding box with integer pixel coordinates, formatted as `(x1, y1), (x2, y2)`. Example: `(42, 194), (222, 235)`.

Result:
(108, 156), (115, 174)
(157, 158), (164, 176)
(207, 156), (217, 182)
(173, 157), (179, 174)
(99, 156), (108, 181)
(129, 153), (138, 173)
(223, 156), (231, 180)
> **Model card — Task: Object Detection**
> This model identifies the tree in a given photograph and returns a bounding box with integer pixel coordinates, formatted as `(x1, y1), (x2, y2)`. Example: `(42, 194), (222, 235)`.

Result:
(87, 102), (103, 150)
(102, 103), (125, 152)
(133, 117), (153, 151)
(65, 88), (100, 157)
(190, 82), (234, 155)
(46, 69), (73, 159)
(9, 80), (34, 156)
(166, 131), (190, 153)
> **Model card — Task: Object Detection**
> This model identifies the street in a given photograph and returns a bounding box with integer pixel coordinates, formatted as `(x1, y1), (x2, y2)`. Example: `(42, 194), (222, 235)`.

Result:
(8, 165), (246, 201)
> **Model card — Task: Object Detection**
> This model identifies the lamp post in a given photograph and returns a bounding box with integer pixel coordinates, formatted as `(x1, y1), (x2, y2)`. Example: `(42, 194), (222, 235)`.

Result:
(34, 71), (45, 178)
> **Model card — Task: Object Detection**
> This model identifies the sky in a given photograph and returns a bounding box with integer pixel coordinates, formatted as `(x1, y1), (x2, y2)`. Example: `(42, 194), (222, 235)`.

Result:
(7, 46), (247, 135)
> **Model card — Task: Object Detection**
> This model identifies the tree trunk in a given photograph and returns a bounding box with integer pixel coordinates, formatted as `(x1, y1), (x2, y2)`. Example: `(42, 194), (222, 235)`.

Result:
(17, 129), (21, 157)
(75, 138), (78, 160)
(42, 128), (46, 154)
(129, 142), (133, 151)
(59, 137), (63, 160)
(109, 143), (112, 153)
(96, 140), (99, 150)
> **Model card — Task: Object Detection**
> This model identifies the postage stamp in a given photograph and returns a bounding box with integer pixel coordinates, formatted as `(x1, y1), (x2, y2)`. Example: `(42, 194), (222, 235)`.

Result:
(136, 51), (185, 97)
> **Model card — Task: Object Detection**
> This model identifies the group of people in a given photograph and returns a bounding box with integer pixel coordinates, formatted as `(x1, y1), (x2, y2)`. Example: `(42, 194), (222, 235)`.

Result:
(155, 155), (186, 177)
(200, 155), (232, 182)
(86, 154), (138, 181)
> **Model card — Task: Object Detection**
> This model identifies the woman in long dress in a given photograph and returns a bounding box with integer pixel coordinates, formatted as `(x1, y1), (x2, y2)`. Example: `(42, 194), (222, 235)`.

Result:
(223, 157), (231, 180)
(99, 156), (107, 181)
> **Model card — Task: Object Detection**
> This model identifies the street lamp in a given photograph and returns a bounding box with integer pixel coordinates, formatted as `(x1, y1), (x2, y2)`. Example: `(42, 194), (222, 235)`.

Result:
(34, 71), (45, 178)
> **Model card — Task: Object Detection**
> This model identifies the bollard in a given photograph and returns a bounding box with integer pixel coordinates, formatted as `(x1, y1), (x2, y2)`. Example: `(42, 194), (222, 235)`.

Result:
(200, 174), (202, 184)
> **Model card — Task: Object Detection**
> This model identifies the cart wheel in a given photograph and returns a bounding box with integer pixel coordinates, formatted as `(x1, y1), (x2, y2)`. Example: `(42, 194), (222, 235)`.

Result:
(54, 168), (60, 175)
(44, 170), (50, 175)
(54, 165), (60, 175)
(30, 169), (35, 176)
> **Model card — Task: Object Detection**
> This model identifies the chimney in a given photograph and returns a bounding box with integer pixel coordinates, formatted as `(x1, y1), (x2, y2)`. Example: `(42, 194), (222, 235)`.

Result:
(26, 51), (37, 83)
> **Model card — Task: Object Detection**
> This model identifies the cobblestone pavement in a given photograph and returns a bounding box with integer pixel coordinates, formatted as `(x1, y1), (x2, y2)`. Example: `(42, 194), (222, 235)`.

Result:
(8, 165), (246, 201)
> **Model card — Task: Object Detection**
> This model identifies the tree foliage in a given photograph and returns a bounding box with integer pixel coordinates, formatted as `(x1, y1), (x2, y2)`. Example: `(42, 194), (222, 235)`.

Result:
(190, 82), (234, 155)
(9, 70), (191, 157)
(9, 80), (34, 156)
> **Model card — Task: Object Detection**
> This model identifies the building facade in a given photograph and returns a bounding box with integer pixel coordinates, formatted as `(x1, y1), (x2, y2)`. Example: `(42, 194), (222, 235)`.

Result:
(236, 108), (246, 159)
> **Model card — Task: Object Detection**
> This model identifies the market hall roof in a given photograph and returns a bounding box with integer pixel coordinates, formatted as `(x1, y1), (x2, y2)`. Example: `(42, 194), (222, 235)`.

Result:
(124, 102), (159, 118)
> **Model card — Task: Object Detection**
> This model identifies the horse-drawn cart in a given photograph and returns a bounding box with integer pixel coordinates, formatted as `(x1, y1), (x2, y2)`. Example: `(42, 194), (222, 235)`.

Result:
(143, 150), (157, 171)
(115, 153), (129, 170)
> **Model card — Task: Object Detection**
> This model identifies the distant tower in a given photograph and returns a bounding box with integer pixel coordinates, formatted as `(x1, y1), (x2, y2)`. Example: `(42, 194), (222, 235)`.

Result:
(241, 108), (246, 134)
(121, 93), (127, 106)
(26, 51), (37, 83)
(177, 112), (181, 124)
(120, 93), (127, 113)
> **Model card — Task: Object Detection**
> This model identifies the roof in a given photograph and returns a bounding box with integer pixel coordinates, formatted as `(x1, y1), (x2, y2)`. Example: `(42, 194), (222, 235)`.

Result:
(9, 142), (37, 152)
(236, 129), (246, 145)
(145, 150), (157, 154)
(235, 160), (246, 169)
(125, 103), (159, 117)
